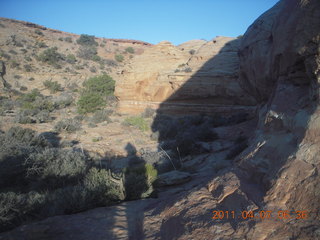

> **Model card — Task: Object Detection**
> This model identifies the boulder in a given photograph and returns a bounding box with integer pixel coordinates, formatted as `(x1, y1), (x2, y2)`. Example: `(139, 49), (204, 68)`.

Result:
(155, 170), (191, 187)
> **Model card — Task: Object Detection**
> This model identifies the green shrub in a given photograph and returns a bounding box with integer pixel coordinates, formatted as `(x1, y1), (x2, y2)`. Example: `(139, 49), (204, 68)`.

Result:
(82, 74), (115, 95)
(104, 59), (117, 67)
(66, 54), (77, 64)
(0, 191), (46, 232)
(90, 109), (112, 124)
(124, 163), (157, 200)
(10, 60), (19, 68)
(83, 168), (125, 204)
(92, 55), (101, 62)
(35, 41), (47, 48)
(15, 110), (35, 124)
(77, 46), (97, 60)
(20, 86), (28, 91)
(115, 54), (124, 62)
(19, 91), (57, 112)
(24, 64), (32, 72)
(77, 74), (115, 114)
(123, 116), (149, 131)
(64, 37), (72, 43)
(90, 66), (96, 73)
(26, 148), (87, 188)
(9, 50), (17, 55)
(189, 49), (196, 55)
(125, 47), (135, 54)
(53, 93), (73, 108)
(34, 29), (44, 35)
(43, 80), (62, 93)
(37, 47), (64, 67)
(25, 56), (32, 62)
(0, 127), (48, 189)
(54, 118), (81, 133)
(19, 89), (42, 103)
(77, 92), (105, 114)
(76, 34), (98, 46)
(0, 51), (10, 60)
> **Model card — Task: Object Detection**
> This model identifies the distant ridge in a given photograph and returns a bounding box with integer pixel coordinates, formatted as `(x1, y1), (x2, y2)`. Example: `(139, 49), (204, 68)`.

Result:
(0, 17), (152, 46)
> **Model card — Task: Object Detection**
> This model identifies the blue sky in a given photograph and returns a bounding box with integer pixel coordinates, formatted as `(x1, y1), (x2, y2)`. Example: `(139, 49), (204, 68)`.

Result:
(0, 0), (279, 45)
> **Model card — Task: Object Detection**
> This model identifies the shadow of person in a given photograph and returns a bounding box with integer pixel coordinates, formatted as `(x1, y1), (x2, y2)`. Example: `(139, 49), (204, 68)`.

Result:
(124, 142), (149, 239)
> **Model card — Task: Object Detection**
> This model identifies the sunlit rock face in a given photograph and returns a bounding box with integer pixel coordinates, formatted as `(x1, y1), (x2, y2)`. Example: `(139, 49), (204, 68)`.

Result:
(115, 36), (256, 116)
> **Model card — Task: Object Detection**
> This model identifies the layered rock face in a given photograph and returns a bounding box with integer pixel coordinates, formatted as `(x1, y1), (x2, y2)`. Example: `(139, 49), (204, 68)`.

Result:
(115, 36), (256, 115)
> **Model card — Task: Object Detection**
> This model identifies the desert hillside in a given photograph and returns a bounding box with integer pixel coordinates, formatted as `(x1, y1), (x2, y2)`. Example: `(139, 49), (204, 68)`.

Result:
(0, 0), (320, 239)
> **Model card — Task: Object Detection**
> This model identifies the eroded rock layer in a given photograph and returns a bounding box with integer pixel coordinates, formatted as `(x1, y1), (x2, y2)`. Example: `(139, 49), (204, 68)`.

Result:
(115, 36), (256, 115)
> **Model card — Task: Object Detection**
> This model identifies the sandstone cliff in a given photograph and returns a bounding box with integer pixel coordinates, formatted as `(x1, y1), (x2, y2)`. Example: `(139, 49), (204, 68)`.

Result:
(115, 36), (256, 115)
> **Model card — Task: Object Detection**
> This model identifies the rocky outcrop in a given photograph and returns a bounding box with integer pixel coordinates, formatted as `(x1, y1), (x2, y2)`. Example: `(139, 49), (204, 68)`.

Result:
(115, 36), (256, 115)
(235, 0), (320, 238)
(155, 170), (191, 187)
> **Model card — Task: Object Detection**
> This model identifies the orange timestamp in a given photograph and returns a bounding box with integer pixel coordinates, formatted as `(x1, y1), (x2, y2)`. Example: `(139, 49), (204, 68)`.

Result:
(212, 210), (312, 220)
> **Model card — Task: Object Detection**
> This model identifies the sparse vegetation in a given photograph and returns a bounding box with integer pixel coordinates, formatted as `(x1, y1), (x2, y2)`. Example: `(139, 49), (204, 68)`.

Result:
(66, 54), (77, 64)
(115, 54), (124, 62)
(125, 47), (135, 54)
(76, 34), (98, 46)
(18, 89), (57, 112)
(77, 46), (97, 60)
(54, 118), (81, 133)
(35, 41), (47, 48)
(37, 47), (64, 68)
(189, 49), (196, 55)
(43, 80), (62, 93)
(0, 126), (128, 232)
(90, 66), (97, 73)
(10, 60), (20, 69)
(64, 37), (72, 43)
(34, 29), (44, 35)
(90, 109), (112, 124)
(123, 116), (149, 132)
(24, 64), (32, 72)
(9, 49), (17, 55)
(25, 56), (32, 62)
(92, 55), (101, 62)
(0, 51), (11, 60)
(184, 67), (192, 72)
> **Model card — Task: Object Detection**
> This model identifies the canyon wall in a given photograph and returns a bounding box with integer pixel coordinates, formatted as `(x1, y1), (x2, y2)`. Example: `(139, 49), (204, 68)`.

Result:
(115, 36), (256, 115)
